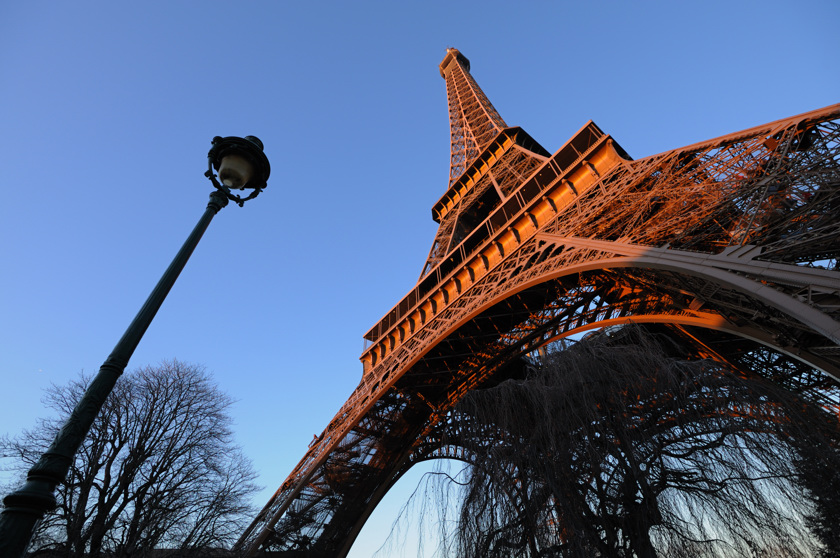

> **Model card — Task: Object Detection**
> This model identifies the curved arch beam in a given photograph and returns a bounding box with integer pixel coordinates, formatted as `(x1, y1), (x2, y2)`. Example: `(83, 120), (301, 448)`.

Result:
(337, 416), (530, 557)
(547, 315), (840, 383)
(385, 243), (839, 399)
(246, 242), (840, 554)
(534, 235), (840, 343)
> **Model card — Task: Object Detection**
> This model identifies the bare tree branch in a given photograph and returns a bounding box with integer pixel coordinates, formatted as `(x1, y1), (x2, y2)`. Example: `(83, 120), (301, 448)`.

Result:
(0, 360), (259, 558)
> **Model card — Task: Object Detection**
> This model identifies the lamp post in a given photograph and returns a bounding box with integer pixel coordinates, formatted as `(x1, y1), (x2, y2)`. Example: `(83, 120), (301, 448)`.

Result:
(0, 136), (270, 556)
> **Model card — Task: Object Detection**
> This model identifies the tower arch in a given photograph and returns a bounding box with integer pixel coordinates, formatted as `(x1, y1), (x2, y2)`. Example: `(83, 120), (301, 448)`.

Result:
(236, 50), (840, 556)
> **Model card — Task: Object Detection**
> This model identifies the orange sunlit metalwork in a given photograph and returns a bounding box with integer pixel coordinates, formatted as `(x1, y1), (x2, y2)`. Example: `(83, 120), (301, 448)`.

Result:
(237, 49), (840, 556)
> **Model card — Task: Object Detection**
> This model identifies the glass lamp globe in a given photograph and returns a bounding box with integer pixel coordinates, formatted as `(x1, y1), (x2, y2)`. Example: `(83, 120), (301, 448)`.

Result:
(218, 153), (254, 189)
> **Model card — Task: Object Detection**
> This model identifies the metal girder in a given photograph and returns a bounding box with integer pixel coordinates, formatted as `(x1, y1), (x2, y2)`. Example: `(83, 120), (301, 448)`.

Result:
(535, 234), (840, 344)
(236, 49), (840, 556)
(440, 48), (509, 186)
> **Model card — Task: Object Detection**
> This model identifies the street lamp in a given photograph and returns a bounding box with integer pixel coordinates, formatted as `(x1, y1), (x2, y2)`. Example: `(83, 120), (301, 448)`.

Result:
(0, 136), (270, 556)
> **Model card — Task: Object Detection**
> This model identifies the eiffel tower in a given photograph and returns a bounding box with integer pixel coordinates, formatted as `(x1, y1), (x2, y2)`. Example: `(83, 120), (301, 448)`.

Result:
(236, 49), (840, 556)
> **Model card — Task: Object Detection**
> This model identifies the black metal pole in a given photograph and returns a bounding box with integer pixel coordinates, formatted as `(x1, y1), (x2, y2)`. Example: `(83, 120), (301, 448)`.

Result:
(0, 190), (229, 556)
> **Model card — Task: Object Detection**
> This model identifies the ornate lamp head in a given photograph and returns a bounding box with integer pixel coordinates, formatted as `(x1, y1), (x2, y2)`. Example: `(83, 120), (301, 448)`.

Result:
(206, 135), (271, 206)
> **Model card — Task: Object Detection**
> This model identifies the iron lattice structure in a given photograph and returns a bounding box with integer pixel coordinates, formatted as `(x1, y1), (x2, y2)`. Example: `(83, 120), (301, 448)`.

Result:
(236, 49), (840, 556)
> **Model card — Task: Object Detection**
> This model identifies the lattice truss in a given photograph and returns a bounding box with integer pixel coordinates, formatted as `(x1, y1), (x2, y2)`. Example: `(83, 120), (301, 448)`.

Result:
(444, 48), (507, 185)
(236, 51), (840, 555)
(570, 118), (840, 265)
(422, 145), (546, 276)
(403, 323), (840, 551)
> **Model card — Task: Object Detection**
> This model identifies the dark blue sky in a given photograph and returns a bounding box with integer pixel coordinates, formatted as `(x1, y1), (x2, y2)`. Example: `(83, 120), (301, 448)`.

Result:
(1, 2), (837, 555)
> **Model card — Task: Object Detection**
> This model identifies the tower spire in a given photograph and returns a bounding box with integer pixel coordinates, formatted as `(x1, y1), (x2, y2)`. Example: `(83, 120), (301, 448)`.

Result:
(419, 48), (548, 278)
(440, 48), (508, 184)
(235, 45), (840, 555)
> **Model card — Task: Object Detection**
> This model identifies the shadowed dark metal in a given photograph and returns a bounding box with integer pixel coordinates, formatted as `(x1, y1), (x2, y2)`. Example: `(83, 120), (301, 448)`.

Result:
(237, 49), (839, 557)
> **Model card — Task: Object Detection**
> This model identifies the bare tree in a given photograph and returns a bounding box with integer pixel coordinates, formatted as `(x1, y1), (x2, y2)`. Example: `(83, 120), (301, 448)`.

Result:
(0, 360), (259, 558)
(410, 327), (839, 558)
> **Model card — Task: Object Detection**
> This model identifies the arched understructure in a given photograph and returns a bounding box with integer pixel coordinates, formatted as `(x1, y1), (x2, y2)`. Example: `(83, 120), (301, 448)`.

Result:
(236, 49), (840, 556)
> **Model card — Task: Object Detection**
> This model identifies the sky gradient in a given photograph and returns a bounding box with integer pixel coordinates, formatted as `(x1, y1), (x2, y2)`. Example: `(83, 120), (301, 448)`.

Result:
(1, 2), (838, 555)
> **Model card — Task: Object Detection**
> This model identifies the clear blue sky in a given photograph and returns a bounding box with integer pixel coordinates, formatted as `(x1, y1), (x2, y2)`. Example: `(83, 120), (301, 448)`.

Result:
(1, 2), (837, 556)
